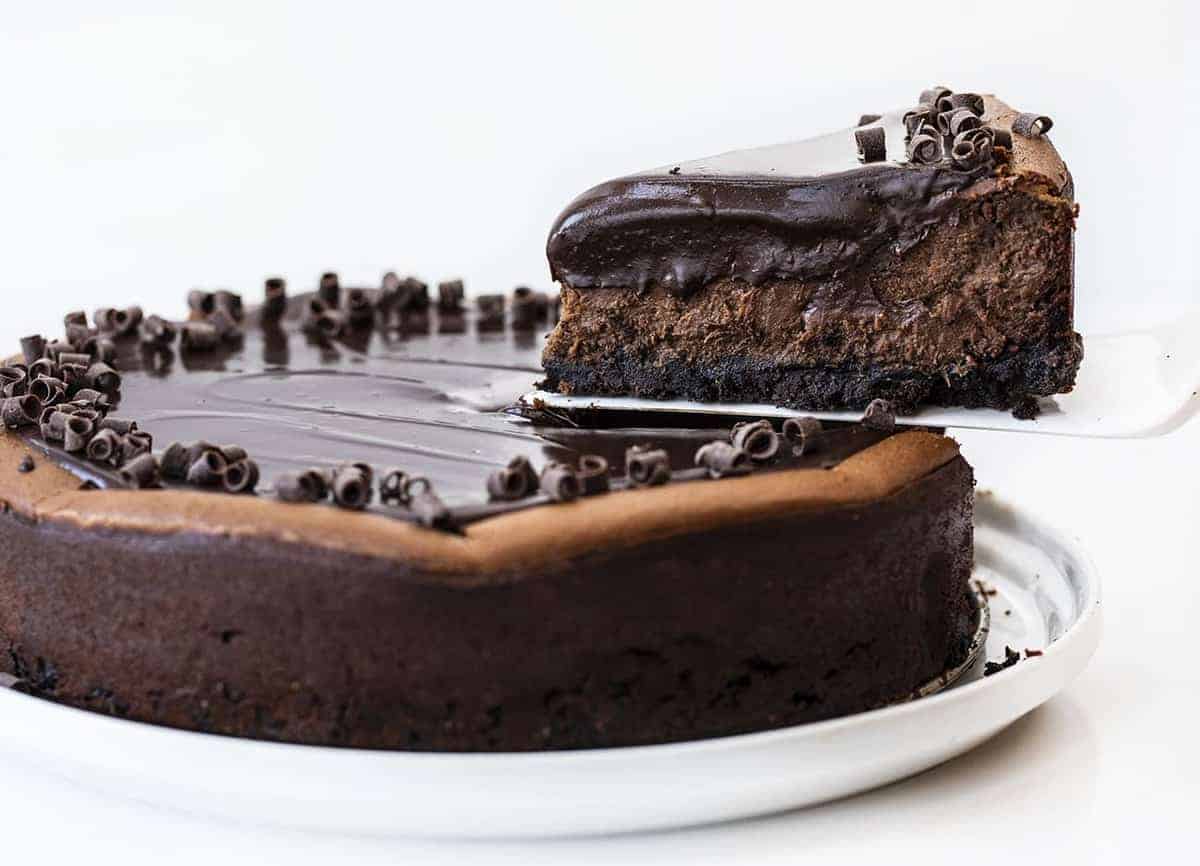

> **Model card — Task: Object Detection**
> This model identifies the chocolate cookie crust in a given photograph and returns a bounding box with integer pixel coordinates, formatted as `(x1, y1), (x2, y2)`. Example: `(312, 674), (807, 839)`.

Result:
(543, 93), (1082, 412)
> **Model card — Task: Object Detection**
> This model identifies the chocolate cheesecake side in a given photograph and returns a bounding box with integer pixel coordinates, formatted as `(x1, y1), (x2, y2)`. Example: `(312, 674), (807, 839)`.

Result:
(543, 91), (1082, 414)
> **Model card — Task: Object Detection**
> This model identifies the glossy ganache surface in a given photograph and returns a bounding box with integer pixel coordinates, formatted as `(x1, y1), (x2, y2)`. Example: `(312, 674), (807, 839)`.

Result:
(546, 108), (987, 296)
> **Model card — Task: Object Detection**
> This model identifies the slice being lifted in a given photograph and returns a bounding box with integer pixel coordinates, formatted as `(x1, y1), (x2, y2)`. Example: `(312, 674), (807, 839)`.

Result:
(543, 88), (1082, 416)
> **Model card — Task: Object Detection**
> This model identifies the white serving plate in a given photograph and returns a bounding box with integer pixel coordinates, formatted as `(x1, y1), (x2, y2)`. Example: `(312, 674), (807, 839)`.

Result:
(0, 494), (1100, 839)
(526, 314), (1200, 438)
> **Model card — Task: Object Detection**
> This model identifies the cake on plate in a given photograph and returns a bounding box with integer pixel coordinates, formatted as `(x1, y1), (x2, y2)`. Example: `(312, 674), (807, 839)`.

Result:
(0, 277), (977, 750)
(543, 87), (1082, 416)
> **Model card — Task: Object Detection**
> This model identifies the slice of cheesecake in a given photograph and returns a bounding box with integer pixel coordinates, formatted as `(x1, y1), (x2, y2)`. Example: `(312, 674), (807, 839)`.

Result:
(543, 88), (1082, 416)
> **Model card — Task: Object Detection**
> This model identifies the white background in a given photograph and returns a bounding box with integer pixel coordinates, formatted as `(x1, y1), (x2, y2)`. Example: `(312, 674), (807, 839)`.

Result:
(1, 2), (1198, 863)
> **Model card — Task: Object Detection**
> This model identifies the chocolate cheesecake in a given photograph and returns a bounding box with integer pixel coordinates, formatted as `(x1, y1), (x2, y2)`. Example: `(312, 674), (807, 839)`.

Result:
(544, 88), (1082, 416)
(0, 279), (977, 751)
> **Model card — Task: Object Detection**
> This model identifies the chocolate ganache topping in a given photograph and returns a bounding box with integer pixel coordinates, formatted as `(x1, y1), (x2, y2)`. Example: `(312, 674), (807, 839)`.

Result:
(546, 98), (1001, 296)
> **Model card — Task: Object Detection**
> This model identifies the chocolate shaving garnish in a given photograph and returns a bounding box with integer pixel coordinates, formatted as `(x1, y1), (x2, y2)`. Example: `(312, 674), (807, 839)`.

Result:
(86, 427), (123, 465)
(28, 358), (58, 381)
(187, 290), (216, 316)
(85, 361), (121, 393)
(58, 351), (91, 369)
(110, 306), (143, 337)
(777, 417), (825, 450)
(947, 93), (984, 116)
(983, 646), (1021, 676)
(17, 455), (35, 473)
(121, 430), (154, 463)
(138, 314), (177, 346)
(903, 106), (936, 140)
(63, 415), (95, 452)
(1, 395), (41, 429)
(394, 277), (430, 313)
(71, 388), (108, 409)
(856, 113), (881, 127)
(187, 450), (227, 486)
(207, 307), (241, 341)
(71, 406), (104, 424)
(64, 323), (91, 349)
(318, 272), (341, 308)
(906, 131), (942, 165)
(946, 108), (982, 137)
(990, 126), (1013, 150)
(0, 366), (26, 398)
(730, 419), (780, 462)
(63, 310), (88, 328)
(93, 308), (117, 333)
(694, 441), (750, 478)
(84, 336), (117, 363)
(118, 453), (160, 489)
(539, 463), (581, 502)
(60, 363), (89, 390)
(39, 406), (64, 441)
(29, 377), (66, 407)
(486, 456), (539, 501)
(626, 446), (671, 487)
(159, 442), (190, 479)
(861, 398), (897, 432)
(213, 290), (243, 321)
(854, 126), (886, 163)
(219, 444), (247, 463)
(222, 459), (260, 494)
(437, 279), (465, 312)
(919, 86), (952, 107)
(180, 321), (220, 351)
(275, 470), (324, 503)
(935, 94), (956, 115)
(19, 335), (46, 366)
(578, 454), (610, 495)
(1012, 112), (1052, 137)
(313, 310), (345, 339)
(410, 486), (454, 530)
(950, 130), (991, 170)
(263, 277), (288, 320)
(476, 293), (505, 329)
(380, 468), (413, 505)
(332, 465), (372, 510)
(344, 289), (375, 327)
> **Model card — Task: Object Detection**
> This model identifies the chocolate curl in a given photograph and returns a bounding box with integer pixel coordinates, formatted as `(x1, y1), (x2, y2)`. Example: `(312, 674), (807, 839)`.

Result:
(578, 454), (610, 495)
(950, 130), (990, 170)
(207, 307), (241, 341)
(275, 470), (325, 503)
(44, 339), (72, 362)
(399, 277), (430, 312)
(903, 106), (936, 140)
(946, 107), (982, 137)
(85, 336), (118, 363)
(539, 463), (581, 502)
(71, 406), (104, 423)
(861, 398), (897, 432)
(1, 395), (41, 429)
(856, 113), (881, 126)
(782, 416), (823, 454)
(486, 456), (539, 501)
(180, 321), (220, 351)
(991, 126), (1013, 150)
(93, 308), (118, 333)
(60, 363), (89, 390)
(139, 315), (178, 346)
(626, 446), (671, 487)
(29, 377), (66, 407)
(58, 351), (91, 369)
(263, 277), (288, 320)
(187, 290), (216, 316)
(222, 459), (260, 494)
(1012, 112), (1053, 137)
(213, 290), (243, 321)
(345, 289), (375, 327)
(219, 444), (247, 463)
(300, 468), (330, 500)
(121, 430), (154, 463)
(476, 294), (505, 330)
(86, 427), (123, 465)
(919, 86), (952, 107)
(379, 468), (413, 505)
(65, 323), (92, 349)
(318, 272), (341, 308)
(187, 450), (228, 486)
(935, 94), (956, 114)
(854, 126), (886, 163)
(312, 310), (345, 339)
(157, 442), (188, 479)
(694, 441), (751, 478)
(510, 287), (539, 330)
(40, 407), (66, 442)
(0, 366), (26, 398)
(118, 453), (160, 489)
(730, 419), (780, 462)
(110, 307), (143, 337)
(19, 335), (46, 366)
(410, 485), (453, 530)
(70, 388), (108, 409)
(63, 414), (95, 452)
(332, 465), (372, 510)
(63, 310), (88, 328)
(28, 358), (59, 381)
(437, 279), (465, 312)
(907, 132), (943, 165)
(85, 361), (121, 393)
(947, 93), (984, 116)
